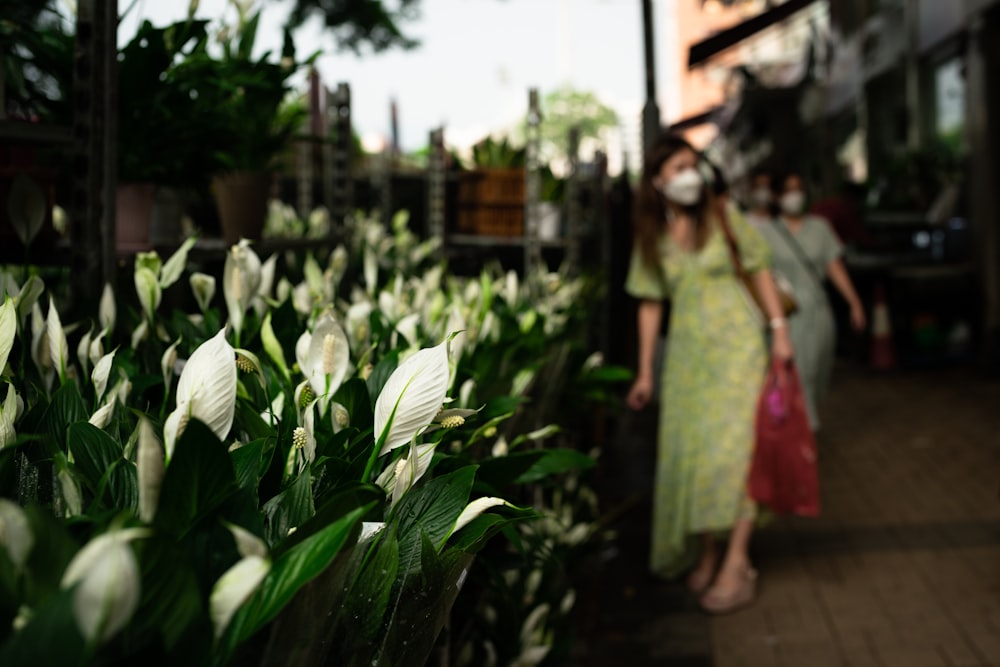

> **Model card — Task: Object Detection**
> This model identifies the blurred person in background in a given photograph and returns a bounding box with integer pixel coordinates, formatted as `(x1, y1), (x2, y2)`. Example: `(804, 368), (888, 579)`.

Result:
(625, 134), (793, 614)
(758, 170), (867, 432)
(745, 168), (776, 229)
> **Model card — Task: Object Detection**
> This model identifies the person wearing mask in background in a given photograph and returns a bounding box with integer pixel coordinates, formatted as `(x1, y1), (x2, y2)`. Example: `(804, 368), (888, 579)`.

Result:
(745, 169), (775, 229)
(758, 170), (867, 432)
(625, 134), (793, 614)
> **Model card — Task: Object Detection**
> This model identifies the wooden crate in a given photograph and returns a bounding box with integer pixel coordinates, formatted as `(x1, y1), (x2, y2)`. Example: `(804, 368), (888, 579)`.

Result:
(456, 203), (524, 237)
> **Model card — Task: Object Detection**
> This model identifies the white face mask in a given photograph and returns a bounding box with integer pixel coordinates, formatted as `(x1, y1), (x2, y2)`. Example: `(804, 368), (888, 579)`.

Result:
(750, 187), (771, 209)
(780, 191), (806, 216)
(661, 168), (703, 206)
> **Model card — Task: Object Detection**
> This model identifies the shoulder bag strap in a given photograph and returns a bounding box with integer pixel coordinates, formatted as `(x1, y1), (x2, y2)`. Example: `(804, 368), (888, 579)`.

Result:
(772, 217), (826, 289)
(715, 202), (748, 279)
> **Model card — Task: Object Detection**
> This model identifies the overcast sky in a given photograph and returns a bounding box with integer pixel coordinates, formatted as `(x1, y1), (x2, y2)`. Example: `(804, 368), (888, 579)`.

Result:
(119, 0), (662, 161)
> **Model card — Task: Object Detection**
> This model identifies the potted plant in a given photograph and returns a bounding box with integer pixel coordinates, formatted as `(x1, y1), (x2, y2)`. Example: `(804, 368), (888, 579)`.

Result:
(172, 3), (308, 244)
(115, 18), (210, 251)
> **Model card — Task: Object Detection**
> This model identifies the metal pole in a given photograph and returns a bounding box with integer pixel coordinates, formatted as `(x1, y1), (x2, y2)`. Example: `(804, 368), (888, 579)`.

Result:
(330, 83), (353, 235)
(641, 0), (662, 153)
(426, 128), (446, 259)
(524, 88), (543, 276)
(565, 126), (581, 274)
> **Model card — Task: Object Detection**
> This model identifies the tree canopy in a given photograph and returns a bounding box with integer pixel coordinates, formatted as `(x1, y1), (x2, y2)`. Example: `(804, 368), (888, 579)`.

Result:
(285, 0), (421, 53)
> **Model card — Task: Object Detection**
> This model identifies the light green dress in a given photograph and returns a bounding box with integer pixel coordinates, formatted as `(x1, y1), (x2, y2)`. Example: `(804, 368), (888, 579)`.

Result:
(758, 215), (843, 430)
(626, 208), (770, 580)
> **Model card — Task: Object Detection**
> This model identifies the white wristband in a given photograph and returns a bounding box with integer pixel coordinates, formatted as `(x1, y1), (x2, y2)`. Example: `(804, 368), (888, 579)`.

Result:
(769, 317), (787, 330)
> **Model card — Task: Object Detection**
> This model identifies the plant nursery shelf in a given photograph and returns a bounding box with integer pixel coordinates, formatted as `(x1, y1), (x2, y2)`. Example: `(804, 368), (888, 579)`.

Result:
(445, 234), (568, 249)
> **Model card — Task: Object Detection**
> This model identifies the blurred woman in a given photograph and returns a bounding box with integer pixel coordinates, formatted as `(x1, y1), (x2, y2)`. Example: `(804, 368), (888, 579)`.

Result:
(625, 134), (793, 614)
(758, 171), (866, 431)
(745, 169), (776, 229)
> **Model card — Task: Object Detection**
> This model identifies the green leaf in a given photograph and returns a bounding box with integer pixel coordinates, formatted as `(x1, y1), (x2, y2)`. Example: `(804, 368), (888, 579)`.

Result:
(47, 382), (87, 448)
(392, 466), (476, 570)
(344, 524), (398, 641)
(262, 471), (314, 546)
(67, 422), (137, 511)
(514, 448), (595, 484)
(0, 589), (84, 666)
(155, 419), (239, 538)
(133, 535), (204, 650)
(231, 438), (265, 491)
(217, 503), (371, 661)
(475, 450), (546, 491)
(365, 349), (398, 409)
(233, 397), (275, 443)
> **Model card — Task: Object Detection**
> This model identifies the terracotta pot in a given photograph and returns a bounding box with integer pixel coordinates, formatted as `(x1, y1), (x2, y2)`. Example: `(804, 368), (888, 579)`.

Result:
(116, 182), (156, 253)
(212, 171), (271, 245)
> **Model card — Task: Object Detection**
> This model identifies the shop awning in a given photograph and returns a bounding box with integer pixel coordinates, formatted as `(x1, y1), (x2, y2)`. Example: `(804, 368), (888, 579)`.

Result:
(687, 0), (818, 69)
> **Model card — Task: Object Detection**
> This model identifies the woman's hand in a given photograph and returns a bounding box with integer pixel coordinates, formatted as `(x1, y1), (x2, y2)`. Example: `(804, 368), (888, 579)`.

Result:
(850, 302), (867, 332)
(627, 372), (654, 411)
(771, 327), (794, 361)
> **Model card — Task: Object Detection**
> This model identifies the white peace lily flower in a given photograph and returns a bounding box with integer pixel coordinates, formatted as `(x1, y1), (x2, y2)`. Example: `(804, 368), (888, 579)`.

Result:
(346, 301), (372, 351)
(137, 417), (164, 522)
(0, 499), (33, 569)
(61, 528), (149, 645)
(134, 266), (162, 323)
(189, 272), (216, 313)
(582, 351), (604, 373)
(378, 290), (399, 323)
(295, 332), (312, 376)
(275, 276), (293, 305)
(30, 303), (51, 380)
(57, 466), (83, 516)
(382, 440), (437, 507)
(76, 326), (93, 378)
(210, 554), (270, 639)
(292, 282), (312, 315)
(113, 373), (133, 407)
(224, 522), (268, 559)
(88, 330), (105, 367)
(87, 398), (115, 430)
(0, 384), (19, 448)
(394, 313), (420, 348)
(159, 236), (197, 290)
(409, 237), (440, 266)
(503, 270), (519, 307)
(452, 497), (511, 535)
(223, 240), (262, 337)
(98, 283), (115, 333)
(330, 401), (349, 434)
(363, 245), (378, 295)
(358, 521), (385, 542)
(261, 392), (285, 427)
(480, 311), (500, 344)
(16, 275), (44, 329)
(161, 338), (181, 389)
(329, 244), (348, 284)
(46, 298), (70, 383)
(304, 314), (349, 400)
(444, 305), (466, 374)
(285, 402), (317, 480)
(491, 435), (509, 458)
(163, 329), (237, 458)
(130, 319), (149, 350)
(0, 297), (16, 376)
(374, 339), (450, 456)
(303, 253), (325, 297)
(0, 271), (20, 299)
(459, 378), (476, 409)
(92, 348), (116, 404)
(254, 254), (278, 315)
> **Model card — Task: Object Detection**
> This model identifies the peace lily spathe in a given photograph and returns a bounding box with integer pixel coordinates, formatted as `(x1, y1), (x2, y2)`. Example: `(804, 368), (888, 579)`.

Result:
(163, 329), (238, 458)
(92, 348), (116, 404)
(0, 384), (19, 448)
(374, 339), (450, 456)
(134, 265), (162, 324)
(223, 240), (262, 338)
(0, 296), (16, 375)
(46, 298), (70, 383)
(210, 554), (270, 639)
(60, 528), (148, 645)
(189, 272), (216, 314)
(0, 499), (32, 569)
(99, 282), (116, 333)
(304, 314), (350, 401)
(137, 417), (165, 523)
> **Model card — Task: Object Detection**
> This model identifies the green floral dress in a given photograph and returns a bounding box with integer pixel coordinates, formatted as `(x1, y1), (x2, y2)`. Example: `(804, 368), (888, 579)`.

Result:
(626, 208), (770, 579)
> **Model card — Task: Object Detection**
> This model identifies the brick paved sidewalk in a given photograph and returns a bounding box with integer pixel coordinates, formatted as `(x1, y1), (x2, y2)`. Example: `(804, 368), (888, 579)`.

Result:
(574, 364), (1000, 667)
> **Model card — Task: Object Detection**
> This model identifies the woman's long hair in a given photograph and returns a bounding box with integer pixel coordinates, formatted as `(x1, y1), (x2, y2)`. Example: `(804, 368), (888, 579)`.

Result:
(634, 133), (716, 270)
